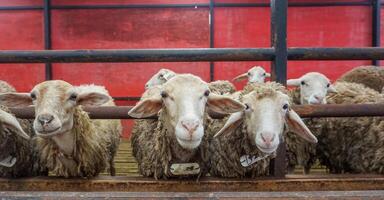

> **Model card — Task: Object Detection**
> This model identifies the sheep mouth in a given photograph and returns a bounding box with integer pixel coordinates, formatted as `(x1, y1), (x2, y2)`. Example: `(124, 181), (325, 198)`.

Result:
(0, 156), (16, 168)
(36, 126), (62, 137)
(256, 144), (277, 154)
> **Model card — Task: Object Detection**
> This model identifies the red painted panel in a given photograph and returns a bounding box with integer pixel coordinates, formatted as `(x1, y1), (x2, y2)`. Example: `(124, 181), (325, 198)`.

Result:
(0, 0), (41, 6)
(0, 10), (44, 92)
(52, 8), (209, 49)
(52, 0), (208, 6)
(0, 11), (43, 50)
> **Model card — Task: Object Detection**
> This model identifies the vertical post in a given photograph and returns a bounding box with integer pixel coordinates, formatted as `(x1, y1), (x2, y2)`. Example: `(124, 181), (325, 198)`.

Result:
(44, 0), (52, 80)
(270, 0), (288, 178)
(209, 0), (215, 81)
(372, 0), (381, 66)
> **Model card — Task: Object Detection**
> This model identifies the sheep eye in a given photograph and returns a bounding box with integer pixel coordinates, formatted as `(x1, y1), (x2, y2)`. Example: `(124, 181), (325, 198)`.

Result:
(282, 103), (289, 110)
(263, 73), (266, 76)
(161, 91), (168, 98)
(245, 103), (250, 110)
(69, 93), (77, 101)
(247, 72), (251, 76)
(326, 83), (330, 88)
(301, 81), (306, 86)
(159, 74), (164, 78)
(204, 90), (210, 97)
(30, 92), (36, 100)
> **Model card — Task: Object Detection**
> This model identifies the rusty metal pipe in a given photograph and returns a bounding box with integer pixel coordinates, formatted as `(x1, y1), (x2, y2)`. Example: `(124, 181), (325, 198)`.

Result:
(8, 104), (384, 119)
(0, 48), (384, 63)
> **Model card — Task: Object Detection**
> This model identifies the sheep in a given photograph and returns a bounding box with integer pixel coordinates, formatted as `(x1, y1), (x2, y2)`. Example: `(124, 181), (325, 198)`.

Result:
(233, 66), (270, 84)
(338, 65), (384, 93)
(0, 81), (48, 177)
(315, 81), (384, 174)
(208, 80), (236, 95)
(145, 68), (176, 89)
(0, 81), (122, 177)
(284, 72), (337, 174)
(129, 74), (245, 179)
(209, 82), (318, 178)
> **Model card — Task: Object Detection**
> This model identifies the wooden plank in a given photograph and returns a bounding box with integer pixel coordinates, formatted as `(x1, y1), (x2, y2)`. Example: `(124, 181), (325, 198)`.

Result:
(1, 175), (384, 192)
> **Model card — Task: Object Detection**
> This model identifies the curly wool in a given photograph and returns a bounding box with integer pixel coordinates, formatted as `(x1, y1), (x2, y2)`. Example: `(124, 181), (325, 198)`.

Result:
(208, 82), (286, 178)
(208, 80), (236, 95)
(36, 107), (121, 177)
(131, 110), (212, 179)
(338, 66), (384, 93)
(0, 106), (47, 177)
(316, 81), (384, 173)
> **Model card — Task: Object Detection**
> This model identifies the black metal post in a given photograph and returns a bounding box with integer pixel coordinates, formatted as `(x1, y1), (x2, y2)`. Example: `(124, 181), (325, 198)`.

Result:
(372, 0), (381, 66)
(43, 0), (52, 80)
(270, 0), (288, 178)
(209, 0), (215, 81)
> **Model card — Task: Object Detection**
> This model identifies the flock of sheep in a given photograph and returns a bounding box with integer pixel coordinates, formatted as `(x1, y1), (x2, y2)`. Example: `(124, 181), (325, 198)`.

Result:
(0, 65), (382, 180)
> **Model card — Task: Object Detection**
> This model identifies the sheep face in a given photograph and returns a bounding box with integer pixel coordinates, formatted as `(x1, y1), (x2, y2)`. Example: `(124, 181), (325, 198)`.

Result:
(0, 80), (110, 138)
(145, 69), (176, 89)
(215, 90), (317, 154)
(0, 109), (30, 168)
(233, 66), (270, 84)
(129, 74), (245, 150)
(287, 72), (337, 104)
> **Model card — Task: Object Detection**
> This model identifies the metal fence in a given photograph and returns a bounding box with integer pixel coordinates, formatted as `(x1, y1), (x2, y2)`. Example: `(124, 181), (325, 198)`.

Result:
(0, 0), (383, 177)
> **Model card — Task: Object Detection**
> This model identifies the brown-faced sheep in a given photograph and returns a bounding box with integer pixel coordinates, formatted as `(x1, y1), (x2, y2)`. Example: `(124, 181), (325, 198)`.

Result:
(209, 82), (317, 178)
(338, 65), (384, 93)
(315, 81), (384, 174)
(0, 81), (122, 177)
(284, 72), (337, 174)
(129, 74), (245, 179)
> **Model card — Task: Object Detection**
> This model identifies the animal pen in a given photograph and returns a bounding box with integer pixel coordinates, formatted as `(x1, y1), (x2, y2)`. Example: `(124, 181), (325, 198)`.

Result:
(0, 0), (384, 198)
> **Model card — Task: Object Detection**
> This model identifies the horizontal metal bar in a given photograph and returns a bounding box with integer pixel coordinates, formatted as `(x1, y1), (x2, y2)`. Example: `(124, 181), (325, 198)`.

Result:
(0, 48), (275, 63)
(288, 47), (384, 60)
(0, 1), (377, 11)
(113, 96), (140, 101)
(9, 104), (384, 119)
(0, 48), (383, 63)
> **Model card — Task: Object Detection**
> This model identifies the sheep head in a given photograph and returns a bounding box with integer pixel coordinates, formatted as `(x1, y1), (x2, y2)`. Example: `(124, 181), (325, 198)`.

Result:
(0, 80), (110, 138)
(233, 66), (270, 84)
(215, 84), (317, 154)
(287, 72), (337, 105)
(129, 74), (245, 150)
(145, 68), (176, 89)
(0, 109), (30, 168)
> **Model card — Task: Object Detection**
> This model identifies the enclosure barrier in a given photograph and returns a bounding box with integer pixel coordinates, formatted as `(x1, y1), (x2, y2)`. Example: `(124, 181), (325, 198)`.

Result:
(0, 0), (383, 188)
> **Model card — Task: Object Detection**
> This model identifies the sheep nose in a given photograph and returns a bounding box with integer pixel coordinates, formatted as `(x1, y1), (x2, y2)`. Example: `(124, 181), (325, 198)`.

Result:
(37, 114), (54, 126)
(181, 120), (199, 134)
(260, 133), (275, 147)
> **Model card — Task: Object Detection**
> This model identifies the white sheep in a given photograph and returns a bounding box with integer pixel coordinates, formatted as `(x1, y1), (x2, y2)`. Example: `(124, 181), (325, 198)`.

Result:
(129, 74), (245, 179)
(233, 66), (270, 84)
(285, 72), (337, 174)
(0, 81), (122, 177)
(145, 68), (176, 89)
(209, 82), (317, 178)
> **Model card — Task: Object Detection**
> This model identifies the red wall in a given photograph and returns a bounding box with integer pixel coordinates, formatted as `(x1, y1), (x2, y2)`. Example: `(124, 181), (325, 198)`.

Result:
(0, 0), (382, 138)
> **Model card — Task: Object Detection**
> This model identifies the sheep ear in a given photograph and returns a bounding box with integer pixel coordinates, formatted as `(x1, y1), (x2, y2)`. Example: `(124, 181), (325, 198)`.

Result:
(232, 73), (248, 82)
(287, 79), (301, 87)
(0, 93), (32, 107)
(214, 112), (243, 138)
(0, 109), (29, 139)
(207, 93), (245, 114)
(162, 71), (175, 81)
(328, 84), (337, 93)
(286, 109), (318, 143)
(76, 92), (111, 107)
(265, 73), (271, 78)
(128, 97), (162, 118)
